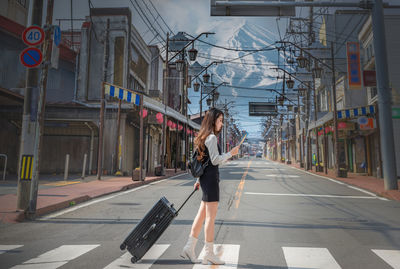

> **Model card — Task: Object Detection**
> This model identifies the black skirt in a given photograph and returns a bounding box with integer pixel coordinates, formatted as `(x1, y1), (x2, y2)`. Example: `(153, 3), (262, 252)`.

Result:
(200, 165), (220, 202)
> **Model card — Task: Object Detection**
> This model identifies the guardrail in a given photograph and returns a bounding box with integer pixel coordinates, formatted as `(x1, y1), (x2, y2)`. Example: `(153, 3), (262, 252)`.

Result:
(0, 154), (7, 180)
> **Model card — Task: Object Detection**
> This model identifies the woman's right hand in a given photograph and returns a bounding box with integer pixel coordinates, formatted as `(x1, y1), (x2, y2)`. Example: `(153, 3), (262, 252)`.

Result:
(230, 146), (239, 156)
(194, 182), (200, 190)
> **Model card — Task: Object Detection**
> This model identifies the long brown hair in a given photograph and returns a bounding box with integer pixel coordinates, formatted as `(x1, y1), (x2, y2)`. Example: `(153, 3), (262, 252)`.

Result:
(194, 108), (223, 161)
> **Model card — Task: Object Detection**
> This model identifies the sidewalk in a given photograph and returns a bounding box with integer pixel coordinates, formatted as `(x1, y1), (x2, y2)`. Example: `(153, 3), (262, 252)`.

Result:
(0, 169), (188, 224)
(274, 160), (400, 201)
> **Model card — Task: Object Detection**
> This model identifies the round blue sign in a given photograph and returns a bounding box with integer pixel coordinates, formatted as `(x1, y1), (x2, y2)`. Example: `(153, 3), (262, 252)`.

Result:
(53, 26), (61, 47)
(20, 47), (43, 68)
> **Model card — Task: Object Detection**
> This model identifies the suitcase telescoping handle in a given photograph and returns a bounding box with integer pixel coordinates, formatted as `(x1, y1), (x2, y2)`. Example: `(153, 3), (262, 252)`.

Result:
(176, 186), (199, 214)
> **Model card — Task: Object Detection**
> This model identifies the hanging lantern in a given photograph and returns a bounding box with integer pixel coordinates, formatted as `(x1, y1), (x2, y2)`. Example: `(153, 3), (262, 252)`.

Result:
(188, 45), (198, 61)
(175, 59), (185, 72)
(172, 122), (177, 129)
(178, 124), (183, 131)
(156, 112), (163, 124)
(203, 72), (210, 83)
(193, 82), (200, 92)
(286, 77), (295, 89)
(206, 98), (212, 106)
(167, 120), (173, 128)
(141, 108), (148, 118)
(287, 105), (293, 111)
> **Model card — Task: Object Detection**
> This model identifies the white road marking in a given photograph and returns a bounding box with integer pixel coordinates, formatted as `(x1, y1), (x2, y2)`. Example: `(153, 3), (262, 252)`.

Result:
(287, 166), (389, 201)
(194, 244), (240, 269)
(245, 192), (379, 199)
(283, 247), (341, 269)
(11, 245), (99, 269)
(104, 244), (170, 269)
(347, 186), (388, 200)
(39, 177), (173, 220)
(265, 174), (299, 178)
(0, 245), (23, 254)
(372, 249), (400, 268)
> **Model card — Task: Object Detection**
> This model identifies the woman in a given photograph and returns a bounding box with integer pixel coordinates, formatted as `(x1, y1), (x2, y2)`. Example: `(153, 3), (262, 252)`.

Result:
(181, 108), (239, 265)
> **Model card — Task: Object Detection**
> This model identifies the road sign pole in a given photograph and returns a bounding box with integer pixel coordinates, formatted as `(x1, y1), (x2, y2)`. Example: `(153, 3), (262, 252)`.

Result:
(26, 0), (54, 218)
(17, 0), (44, 211)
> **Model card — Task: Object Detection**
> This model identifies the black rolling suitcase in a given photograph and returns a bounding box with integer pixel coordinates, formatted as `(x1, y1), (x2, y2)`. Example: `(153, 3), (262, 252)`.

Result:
(120, 188), (198, 263)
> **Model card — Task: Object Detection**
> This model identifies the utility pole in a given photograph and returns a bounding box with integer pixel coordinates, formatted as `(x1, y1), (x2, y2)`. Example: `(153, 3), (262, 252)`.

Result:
(372, 0), (398, 190)
(17, 0), (43, 210)
(114, 99), (122, 175)
(139, 93), (144, 180)
(26, 0), (54, 218)
(331, 41), (340, 177)
(313, 75), (321, 172)
(97, 19), (110, 180)
(161, 33), (169, 176)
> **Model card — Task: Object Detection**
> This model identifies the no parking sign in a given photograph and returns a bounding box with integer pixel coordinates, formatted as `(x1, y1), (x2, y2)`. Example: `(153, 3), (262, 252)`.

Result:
(20, 47), (43, 68)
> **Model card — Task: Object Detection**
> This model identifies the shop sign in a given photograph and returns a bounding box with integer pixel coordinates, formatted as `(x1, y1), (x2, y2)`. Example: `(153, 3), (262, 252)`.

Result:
(346, 42), (362, 90)
(393, 107), (400, 119)
(363, 70), (376, 87)
(338, 122), (355, 131)
(359, 117), (376, 130)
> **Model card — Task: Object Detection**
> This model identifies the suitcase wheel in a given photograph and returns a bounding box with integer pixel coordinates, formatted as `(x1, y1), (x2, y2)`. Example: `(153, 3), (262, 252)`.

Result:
(131, 256), (138, 263)
(120, 243), (126, 250)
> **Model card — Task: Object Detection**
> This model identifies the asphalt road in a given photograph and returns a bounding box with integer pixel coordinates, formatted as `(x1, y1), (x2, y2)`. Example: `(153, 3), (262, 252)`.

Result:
(1, 158), (400, 268)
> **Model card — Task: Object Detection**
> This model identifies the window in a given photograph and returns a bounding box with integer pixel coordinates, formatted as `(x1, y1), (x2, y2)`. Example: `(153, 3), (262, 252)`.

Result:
(16, 0), (27, 8)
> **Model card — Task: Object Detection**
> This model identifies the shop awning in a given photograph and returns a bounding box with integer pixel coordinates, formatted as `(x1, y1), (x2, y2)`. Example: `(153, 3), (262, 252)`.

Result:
(308, 105), (376, 131)
(143, 95), (200, 130)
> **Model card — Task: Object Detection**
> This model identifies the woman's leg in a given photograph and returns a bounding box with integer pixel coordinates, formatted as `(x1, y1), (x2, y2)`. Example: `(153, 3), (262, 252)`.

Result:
(204, 201), (218, 242)
(182, 201), (206, 263)
(191, 201), (206, 238)
(202, 201), (224, 265)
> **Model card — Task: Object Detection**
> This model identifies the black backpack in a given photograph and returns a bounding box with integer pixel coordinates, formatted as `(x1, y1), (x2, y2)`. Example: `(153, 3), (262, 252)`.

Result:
(188, 150), (209, 178)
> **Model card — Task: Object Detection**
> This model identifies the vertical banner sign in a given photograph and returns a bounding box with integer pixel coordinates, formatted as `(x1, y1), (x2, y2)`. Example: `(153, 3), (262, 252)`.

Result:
(346, 42), (362, 90)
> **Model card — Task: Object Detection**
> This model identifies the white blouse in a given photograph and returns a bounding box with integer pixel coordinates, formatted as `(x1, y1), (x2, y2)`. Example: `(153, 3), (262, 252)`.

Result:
(205, 134), (232, 166)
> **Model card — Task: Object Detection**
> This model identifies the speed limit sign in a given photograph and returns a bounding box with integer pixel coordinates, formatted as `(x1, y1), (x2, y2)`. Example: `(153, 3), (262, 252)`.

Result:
(22, 25), (45, 46)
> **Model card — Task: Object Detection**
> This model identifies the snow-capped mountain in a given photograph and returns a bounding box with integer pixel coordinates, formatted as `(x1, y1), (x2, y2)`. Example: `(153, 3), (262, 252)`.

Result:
(189, 21), (284, 138)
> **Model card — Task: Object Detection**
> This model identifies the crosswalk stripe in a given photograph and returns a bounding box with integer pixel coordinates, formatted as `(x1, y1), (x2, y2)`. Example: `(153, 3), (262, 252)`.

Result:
(103, 244), (170, 269)
(282, 247), (341, 269)
(0, 245), (23, 254)
(372, 249), (400, 268)
(11, 245), (99, 269)
(194, 244), (240, 269)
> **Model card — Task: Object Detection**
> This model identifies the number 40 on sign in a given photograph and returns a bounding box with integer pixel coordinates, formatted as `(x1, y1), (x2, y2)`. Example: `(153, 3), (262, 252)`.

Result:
(22, 25), (45, 46)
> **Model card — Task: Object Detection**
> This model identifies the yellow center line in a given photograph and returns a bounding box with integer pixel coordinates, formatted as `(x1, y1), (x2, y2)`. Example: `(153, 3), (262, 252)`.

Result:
(234, 160), (252, 209)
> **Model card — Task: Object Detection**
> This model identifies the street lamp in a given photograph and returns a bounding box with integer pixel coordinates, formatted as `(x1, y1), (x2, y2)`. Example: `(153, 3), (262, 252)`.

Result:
(296, 51), (307, 68)
(312, 61), (323, 78)
(206, 98), (212, 106)
(175, 59), (185, 72)
(286, 76), (295, 89)
(214, 91), (220, 101)
(193, 81), (200, 92)
(188, 44), (198, 61)
(203, 72), (210, 83)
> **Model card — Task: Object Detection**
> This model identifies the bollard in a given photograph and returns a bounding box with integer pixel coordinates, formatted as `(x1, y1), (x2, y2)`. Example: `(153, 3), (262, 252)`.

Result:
(64, 154), (70, 180)
(82, 153), (87, 179)
(0, 154), (7, 180)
